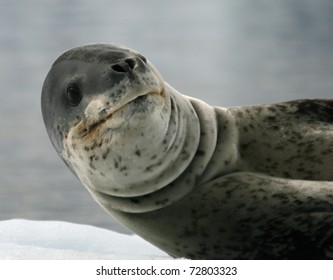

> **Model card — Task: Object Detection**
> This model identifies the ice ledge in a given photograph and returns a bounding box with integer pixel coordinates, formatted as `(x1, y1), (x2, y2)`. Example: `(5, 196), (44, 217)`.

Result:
(0, 219), (170, 260)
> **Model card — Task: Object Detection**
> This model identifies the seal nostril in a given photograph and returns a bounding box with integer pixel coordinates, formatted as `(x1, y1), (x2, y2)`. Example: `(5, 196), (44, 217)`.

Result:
(125, 58), (136, 70)
(111, 58), (136, 73)
(112, 64), (126, 73)
(138, 55), (147, 64)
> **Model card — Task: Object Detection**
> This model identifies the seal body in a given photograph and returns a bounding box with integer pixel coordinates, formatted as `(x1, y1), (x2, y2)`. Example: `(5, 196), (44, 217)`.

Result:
(42, 44), (333, 259)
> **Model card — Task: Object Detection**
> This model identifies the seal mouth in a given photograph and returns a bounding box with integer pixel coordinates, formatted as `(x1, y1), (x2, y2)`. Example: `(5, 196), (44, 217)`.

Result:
(84, 91), (161, 133)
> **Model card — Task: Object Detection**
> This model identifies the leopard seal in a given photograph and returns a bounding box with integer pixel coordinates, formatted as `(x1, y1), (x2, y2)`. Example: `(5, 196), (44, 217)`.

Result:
(41, 44), (333, 259)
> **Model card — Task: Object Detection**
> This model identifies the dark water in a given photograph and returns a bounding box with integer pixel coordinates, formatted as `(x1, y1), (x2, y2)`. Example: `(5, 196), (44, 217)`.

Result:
(0, 0), (332, 233)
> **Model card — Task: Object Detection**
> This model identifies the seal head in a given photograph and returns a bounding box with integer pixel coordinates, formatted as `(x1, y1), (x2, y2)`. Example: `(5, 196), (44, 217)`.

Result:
(41, 44), (201, 212)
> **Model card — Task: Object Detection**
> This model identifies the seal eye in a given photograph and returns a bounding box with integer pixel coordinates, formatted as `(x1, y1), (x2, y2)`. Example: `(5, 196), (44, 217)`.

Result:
(65, 85), (82, 107)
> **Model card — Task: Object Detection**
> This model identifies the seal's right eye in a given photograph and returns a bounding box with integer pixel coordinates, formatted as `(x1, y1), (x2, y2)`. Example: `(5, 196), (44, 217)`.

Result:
(65, 85), (82, 107)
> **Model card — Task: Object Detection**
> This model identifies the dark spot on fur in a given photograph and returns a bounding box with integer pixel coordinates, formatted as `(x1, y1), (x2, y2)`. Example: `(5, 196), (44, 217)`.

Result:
(102, 148), (110, 159)
(120, 166), (127, 171)
(266, 116), (277, 122)
(196, 150), (205, 156)
(130, 198), (141, 204)
(89, 155), (96, 170)
(155, 198), (170, 206)
(181, 150), (190, 161)
(241, 143), (251, 151)
(272, 193), (289, 201)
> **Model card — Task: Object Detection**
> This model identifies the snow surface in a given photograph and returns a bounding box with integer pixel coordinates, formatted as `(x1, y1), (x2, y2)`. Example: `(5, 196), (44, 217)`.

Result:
(0, 219), (171, 259)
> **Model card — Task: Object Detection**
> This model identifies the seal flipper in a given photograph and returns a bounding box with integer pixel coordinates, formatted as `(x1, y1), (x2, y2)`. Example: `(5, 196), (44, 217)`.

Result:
(105, 171), (333, 259)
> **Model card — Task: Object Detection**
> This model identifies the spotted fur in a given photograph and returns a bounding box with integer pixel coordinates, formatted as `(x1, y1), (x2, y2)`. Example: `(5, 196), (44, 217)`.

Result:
(41, 44), (333, 259)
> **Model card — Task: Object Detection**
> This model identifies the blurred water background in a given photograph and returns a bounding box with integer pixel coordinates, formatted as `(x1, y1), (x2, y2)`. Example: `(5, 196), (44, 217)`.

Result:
(0, 0), (332, 233)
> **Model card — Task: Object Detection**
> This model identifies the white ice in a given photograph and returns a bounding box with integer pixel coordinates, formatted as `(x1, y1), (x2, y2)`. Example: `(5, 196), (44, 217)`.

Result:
(0, 219), (171, 260)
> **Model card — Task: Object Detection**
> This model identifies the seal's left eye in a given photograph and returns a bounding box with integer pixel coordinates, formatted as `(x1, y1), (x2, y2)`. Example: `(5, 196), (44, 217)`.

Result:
(65, 85), (82, 107)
